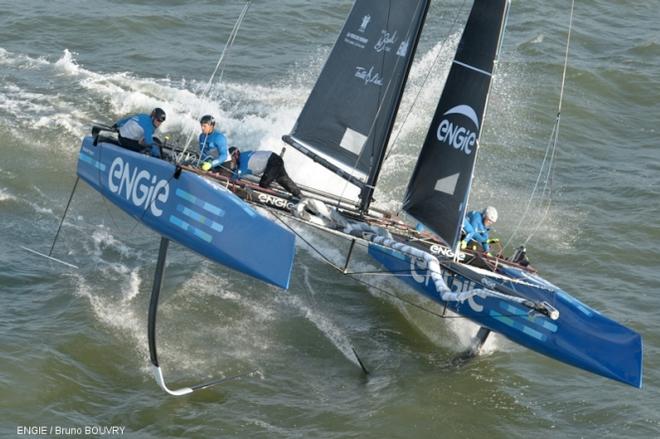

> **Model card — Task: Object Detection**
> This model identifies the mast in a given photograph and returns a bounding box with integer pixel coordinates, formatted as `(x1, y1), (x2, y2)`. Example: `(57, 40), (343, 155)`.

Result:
(359, 0), (431, 212)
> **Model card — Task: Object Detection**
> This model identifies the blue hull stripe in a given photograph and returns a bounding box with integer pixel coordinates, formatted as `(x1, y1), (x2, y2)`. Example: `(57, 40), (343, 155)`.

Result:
(169, 215), (213, 243)
(176, 204), (224, 233)
(499, 302), (558, 333)
(175, 188), (225, 217)
(79, 152), (107, 172)
(489, 310), (547, 341)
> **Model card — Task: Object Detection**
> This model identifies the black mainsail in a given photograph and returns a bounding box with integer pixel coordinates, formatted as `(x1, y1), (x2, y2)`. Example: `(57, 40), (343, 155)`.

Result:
(283, 0), (430, 210)
(402, 0), (510, 249)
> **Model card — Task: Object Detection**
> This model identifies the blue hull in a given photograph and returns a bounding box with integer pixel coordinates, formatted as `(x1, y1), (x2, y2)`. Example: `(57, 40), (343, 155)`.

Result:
(77, 137), (295, 289)
(368, 244), (643, 388)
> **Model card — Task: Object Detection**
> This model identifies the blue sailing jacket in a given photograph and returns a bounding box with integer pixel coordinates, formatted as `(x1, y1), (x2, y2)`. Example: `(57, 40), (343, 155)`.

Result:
(198, 130), (228, 168)
(233, 150), (271, 178)
(114, 113), (160, 157)
(462, 210), (491, 251)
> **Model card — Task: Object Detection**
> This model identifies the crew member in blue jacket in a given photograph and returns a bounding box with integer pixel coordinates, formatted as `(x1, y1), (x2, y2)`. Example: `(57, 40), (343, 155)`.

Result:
(198, 114), (230, 174)
(461, 206), (498, 252)
(112, 107), (165, 158)
(229, 147), (302, 198)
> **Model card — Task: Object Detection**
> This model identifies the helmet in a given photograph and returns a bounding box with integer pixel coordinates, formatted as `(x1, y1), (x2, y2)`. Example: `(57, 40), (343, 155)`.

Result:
(483, 206), (498, 223)
(200, 114), (215, 125)
(151, 107), (166, 122)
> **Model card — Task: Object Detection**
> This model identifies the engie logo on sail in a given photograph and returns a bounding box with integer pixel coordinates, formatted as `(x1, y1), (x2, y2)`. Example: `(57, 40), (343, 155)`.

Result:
(107, 157), (170, 217)
(436, 104), (480, 155)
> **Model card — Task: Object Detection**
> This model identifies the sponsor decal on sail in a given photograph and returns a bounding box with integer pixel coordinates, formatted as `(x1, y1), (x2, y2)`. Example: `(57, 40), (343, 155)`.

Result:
(396, 39), (410, 57)
(358, 14), (371, 32)
(345, 32), (368, 49)
(436, 104), (480, 155)
(374, 30), (398, 53)
(355, 65), (383, 86)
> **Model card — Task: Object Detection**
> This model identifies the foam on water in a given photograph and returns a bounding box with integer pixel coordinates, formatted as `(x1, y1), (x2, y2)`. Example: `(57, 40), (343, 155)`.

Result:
(288, 265), (363, 369)
(53, 49), (83, 76)
(89, 227), (137, 260)
(0, 47), (49, 69)
(182, 267), (277, 325)
(72, 271), (149, 363)
(0, 187), (16, 202)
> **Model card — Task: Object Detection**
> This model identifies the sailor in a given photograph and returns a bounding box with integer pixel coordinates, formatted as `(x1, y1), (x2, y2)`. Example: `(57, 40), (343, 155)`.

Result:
(112, 107), (165, 158)
(198, 114), (231, 175)
(461, 206), (499, 252)
(229, 147), (302, 198)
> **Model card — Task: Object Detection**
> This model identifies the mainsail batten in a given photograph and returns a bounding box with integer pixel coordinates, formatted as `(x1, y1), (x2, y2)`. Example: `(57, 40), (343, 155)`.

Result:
(402, 0), (510, 249)
(284, 0), (430, 208)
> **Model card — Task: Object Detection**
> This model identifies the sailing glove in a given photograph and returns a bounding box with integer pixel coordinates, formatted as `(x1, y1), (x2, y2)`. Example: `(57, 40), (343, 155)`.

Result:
(201, 162), (212, 171)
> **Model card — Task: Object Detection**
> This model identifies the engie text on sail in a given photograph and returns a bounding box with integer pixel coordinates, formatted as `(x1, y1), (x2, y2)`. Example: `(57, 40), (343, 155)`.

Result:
(436, 104), (480, 155)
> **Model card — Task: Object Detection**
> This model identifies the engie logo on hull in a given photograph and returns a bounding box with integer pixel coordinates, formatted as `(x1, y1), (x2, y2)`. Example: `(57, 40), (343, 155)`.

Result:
(108, 157), (170, 217)
(436, 104), (480, 155)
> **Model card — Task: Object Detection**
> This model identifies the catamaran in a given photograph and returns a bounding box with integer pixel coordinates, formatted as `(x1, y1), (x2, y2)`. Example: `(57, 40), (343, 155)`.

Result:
(72, 0), (642, 394)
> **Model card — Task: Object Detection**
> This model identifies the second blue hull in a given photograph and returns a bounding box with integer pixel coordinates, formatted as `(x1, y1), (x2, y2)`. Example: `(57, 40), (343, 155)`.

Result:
(368, 244), (643, 388)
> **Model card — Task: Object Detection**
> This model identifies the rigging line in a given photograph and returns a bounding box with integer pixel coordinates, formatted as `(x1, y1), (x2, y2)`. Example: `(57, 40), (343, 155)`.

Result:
(343, 269), (424, 277)
(385, 0), (469, 164)
(130, 2), (254, 238)
(502, 121), (557, 250)
(270, 210), (344, 270)
(176, 0), (252, 162)
(96, 139), (135, 236)
(556, 0), (575, 121)
(503, 0), (575, 251)
(524, 125), (561, 245)
(270, 211), (536, 321)
(21, 175), (81, 269)
(270, 211), (425, 278)
(270, 210), (454, 319)
(348, 272), (532, 320)
(522, 0), (574, 246)
(98, 140), (154, 238)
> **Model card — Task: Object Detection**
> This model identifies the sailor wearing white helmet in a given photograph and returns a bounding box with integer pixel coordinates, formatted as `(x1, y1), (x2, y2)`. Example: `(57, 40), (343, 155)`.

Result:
(461, 206), (499, 252)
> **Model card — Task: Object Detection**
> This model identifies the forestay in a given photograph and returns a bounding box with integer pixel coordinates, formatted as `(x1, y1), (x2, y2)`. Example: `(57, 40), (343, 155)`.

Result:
(402, 0), (510, 249)
(284, 0), (429, 206)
